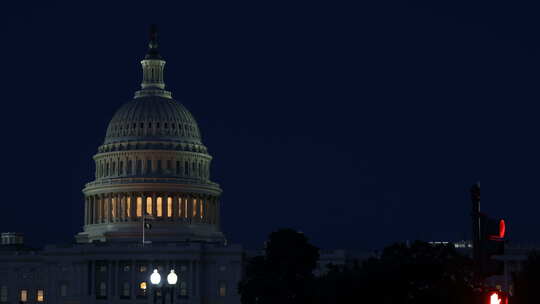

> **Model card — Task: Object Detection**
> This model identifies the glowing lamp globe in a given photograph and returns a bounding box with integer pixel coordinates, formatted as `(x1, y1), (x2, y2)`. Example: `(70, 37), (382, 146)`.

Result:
(150, 269), (161, 285)
(167, 269), (178, 285)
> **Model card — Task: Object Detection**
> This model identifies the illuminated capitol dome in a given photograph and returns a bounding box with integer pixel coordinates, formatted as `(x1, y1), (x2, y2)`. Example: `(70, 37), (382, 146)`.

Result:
(77, 26), (223, 243)
(0, 26), (350, 304)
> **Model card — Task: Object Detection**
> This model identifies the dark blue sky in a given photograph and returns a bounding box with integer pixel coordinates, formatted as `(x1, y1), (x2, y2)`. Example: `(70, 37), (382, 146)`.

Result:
(0, 1), (535, 250)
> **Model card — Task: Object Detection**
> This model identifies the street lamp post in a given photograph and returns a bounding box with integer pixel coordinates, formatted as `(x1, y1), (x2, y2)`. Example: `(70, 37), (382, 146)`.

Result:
(150, 268), (180, 304)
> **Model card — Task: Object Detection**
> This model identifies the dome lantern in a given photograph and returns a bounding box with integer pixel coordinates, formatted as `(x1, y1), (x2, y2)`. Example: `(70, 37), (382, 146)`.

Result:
(136, 24), (171, 99)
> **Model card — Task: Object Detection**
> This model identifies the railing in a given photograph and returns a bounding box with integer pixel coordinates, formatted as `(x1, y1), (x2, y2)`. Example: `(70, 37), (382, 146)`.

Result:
(85, 177), (220, 188)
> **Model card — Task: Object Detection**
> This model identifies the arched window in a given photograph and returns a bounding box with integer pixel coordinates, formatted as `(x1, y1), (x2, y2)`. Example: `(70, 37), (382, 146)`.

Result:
(119, 161), (124, 175)
(136, 160), (142, 175)
(126, 197), (131, 218)
(157, 160), (162, 174)
(111, 198), (116, 219)
(146, 160), (152, 175)
(166, 160), (172, 173)
(184, 161), (189, 176)
(136, 197), (142, 217)
(112, 162), (116, 176)
(167, 197), (173, 218)
(146, 197), (152, 215)
(200, 200), (204, 218)
(127, 160), (132, 175)
(157, 197), (163, 217)
(193, 199), (198, 217)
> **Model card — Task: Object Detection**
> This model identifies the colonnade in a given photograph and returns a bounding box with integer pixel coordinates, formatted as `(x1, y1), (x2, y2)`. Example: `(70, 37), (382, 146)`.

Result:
(84, 193), (219, 226)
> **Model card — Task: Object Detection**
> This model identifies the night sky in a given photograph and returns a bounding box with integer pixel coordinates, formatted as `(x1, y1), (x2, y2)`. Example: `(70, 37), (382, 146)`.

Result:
(0, 1), (535, 251)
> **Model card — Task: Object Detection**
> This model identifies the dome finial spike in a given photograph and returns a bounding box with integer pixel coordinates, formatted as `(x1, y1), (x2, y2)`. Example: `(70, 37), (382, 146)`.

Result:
(146, 24), (161, 59)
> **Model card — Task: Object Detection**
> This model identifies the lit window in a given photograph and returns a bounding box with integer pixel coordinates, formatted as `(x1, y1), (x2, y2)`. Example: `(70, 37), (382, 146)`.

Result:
(20, 290), (28, 302)
(218, 281), (227, 297)
(193, 199), (197, 217)
(139, 265), (147, 273)
(137, 197), (142, 217)
(126, 198), (131, 218)
(139, 282), (147, 290)
(167, 197), (173, 218)
(0, 286), (7, 302)
(36, 289), (44, 302)
(60, 284), (67, 297)
(200, 200), (204, 218)
(157, 197), (163, 217)
(146, 197), (152, 215)
(111, 198), (116, 218)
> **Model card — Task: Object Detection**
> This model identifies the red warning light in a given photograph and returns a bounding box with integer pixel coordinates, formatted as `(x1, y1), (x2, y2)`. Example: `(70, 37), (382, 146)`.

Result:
(487, 291), (508, 304)
(489, 292), (501, 304)
(499, 219), (506, 239)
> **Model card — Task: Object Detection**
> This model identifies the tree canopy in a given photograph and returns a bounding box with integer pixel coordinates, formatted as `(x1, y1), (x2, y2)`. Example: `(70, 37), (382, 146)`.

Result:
(239, 231), (475, 304)
(512, 251), (540, 304)
(238, 228), (319, 304)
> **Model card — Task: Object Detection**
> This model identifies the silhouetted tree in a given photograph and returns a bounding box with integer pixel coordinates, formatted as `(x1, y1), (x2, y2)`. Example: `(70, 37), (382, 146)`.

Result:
(238, 228), (320, 304)
(513, 251), (540, 304)
(312, 241), (475, 304)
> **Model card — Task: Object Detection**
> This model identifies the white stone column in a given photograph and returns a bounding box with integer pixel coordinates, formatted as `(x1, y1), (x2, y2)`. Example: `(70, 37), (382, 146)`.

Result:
(172, 194), (178, 221)
(98, 195), (103, 223)
(119, 193), (125, 222)
(93, 196), (98, 224)
(84, 197), (89, 225)
(106, 194), (111, 223)
(181, 196), (186, 218)
(193, 195), (200, 223)
(215, 197), (217, 228)
(203, 196), (209, 223)
(152, 193), (157, 216)
(187, 195), (193, 223)
(140, 193), (145, 217)
(88, 197), (92, 225)
(130, 193), (136, 220)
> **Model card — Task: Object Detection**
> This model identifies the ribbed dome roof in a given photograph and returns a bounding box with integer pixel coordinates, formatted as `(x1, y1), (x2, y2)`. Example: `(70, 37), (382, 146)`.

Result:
(104, 96), (202, 145)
